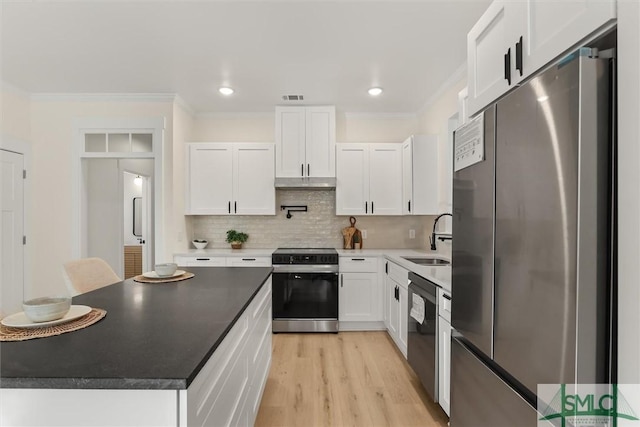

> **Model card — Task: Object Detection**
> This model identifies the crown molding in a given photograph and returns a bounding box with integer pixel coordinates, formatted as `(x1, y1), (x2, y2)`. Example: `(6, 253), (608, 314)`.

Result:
(416, 61), (467, 117)
(1, 81), (30, 96)
(342, 112), (418, 119)
(194, 112), (274, 119)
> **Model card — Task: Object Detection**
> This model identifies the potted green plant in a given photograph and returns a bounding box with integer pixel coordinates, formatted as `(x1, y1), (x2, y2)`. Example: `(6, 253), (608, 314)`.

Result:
(226, 229), (249, 249)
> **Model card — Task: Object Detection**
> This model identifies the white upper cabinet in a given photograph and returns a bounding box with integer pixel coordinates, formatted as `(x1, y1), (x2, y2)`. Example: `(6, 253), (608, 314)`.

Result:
(467, 0), (525, 116)
(186, 144), (234, 215)
(467, 0), (615, 116)
(275, 106), (336, 178)
(336, 143), (402, 216)
(185, 143), (275, 215)
(401, 135), (439, 215)
(524, 0), (616, 74)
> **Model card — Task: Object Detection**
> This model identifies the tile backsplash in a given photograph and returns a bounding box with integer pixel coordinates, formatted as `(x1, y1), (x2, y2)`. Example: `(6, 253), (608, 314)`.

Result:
(190, 190), (433, 249)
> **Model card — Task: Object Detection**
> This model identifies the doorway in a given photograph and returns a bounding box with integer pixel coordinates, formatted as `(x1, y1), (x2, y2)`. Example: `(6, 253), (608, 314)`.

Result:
(122, 165), (153, 277)
(72, 118), (164, 274)
(81, 158), (154, 278)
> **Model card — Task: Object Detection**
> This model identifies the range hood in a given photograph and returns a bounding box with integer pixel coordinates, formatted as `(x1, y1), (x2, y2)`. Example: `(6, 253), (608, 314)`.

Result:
(274, 177), (336, 190)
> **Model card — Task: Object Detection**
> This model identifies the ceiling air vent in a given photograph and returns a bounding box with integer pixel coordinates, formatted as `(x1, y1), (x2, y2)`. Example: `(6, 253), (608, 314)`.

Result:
(282, 94), (304, 101)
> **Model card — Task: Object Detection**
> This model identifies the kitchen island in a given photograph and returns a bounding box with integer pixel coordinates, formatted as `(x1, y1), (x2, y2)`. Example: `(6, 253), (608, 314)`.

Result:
(0, 267), (273, 427)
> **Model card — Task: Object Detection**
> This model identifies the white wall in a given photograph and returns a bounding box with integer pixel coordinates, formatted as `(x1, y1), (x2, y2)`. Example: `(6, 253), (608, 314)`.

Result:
(28, 99), (174, 297)
(617, 1), (640, 384)
(171, 103), (195, 253)
(416, 76), (467, 257)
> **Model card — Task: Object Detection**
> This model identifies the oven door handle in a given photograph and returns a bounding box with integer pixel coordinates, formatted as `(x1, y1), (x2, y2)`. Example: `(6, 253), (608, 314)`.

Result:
(272, 264), (339, 274)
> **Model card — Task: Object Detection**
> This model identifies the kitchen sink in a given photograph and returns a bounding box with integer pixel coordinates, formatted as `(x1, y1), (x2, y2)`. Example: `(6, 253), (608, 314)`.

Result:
(401, 257), (450, 266)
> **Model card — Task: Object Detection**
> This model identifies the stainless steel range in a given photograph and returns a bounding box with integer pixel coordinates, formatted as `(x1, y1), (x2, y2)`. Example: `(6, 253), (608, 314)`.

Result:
(271, 248), (339, 333)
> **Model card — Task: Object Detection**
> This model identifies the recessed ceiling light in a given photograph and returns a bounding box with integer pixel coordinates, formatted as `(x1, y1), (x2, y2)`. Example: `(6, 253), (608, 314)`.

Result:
(219, 87), (234, 96)
(368, 87), (383, 96)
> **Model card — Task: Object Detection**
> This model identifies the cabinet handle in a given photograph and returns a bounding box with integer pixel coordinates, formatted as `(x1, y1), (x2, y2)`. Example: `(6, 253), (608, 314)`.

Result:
(395, 286), (399, 301)
(234, 201), (237, 213)
(242, 258), (256, 261)
(385, 262), (388, 274)
(365, 202), (368, 214)
(504, 48), (511, 85)
(196, 258), (210, 261)
(341, 274), (344, 288)
(371, 201), (374, 214)
(301, 163), (304, 177)
(351, 258), (365, 261)
(443, 294), (452, 300)
(228, 201), (231, 214)
(307, 163), (310, 176)
(515, 36), (523, 76)
(408, 200), (411, 213)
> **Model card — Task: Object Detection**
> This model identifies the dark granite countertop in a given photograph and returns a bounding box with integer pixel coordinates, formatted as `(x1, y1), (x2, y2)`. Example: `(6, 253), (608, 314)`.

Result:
(0, 267), (272, 390)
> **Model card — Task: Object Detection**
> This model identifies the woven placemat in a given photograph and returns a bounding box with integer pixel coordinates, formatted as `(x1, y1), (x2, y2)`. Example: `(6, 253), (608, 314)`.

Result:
(0, 308), (107, 342)
(133, 272), (195, 284)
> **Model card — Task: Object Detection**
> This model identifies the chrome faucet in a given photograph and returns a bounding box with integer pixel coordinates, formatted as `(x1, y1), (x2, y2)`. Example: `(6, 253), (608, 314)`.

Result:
(430, 213), (453, 251)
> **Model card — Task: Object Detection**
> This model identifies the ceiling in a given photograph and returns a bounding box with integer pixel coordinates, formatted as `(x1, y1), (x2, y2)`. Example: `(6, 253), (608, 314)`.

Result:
(1, 1), (490, 115)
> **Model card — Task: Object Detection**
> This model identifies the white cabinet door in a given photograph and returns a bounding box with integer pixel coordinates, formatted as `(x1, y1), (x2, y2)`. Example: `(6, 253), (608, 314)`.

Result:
(387, 277), (399, 339)
(234, 144), (275, 215)
(336, 144), (369, 215)
(398, 284), (408, 357)
(336, 143), (402, 216)
(402, 136), (439, 215)
(186, 143), (275, 216)
(305, 106), (336, 177)
(401, 139), (413, 215)
(369, 144), (402, 215)
(275, 107), (306, 178)
(186, 144), (233, 215)
(339, 272), (378, 322)
(524, 0), (615, 75)
(467, 1), (523, 116)
(438, 317), (452, 416)
(275, 106), (336, 178)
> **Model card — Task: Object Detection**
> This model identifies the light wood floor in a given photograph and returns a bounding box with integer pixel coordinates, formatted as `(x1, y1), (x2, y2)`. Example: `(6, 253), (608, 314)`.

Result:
(255, 331), (449, 427)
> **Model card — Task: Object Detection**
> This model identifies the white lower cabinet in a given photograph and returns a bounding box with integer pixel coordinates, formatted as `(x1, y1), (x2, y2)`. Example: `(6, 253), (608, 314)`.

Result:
(438, 287), (452, 416)
(182, 279), (272, 427)
(384, 259), (409, 357)
(438, 317), (452, 416)
(339, 256), (383, 330)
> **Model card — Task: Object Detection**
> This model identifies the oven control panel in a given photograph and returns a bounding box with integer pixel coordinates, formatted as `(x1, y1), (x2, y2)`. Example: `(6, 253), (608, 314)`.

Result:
(272, 253), (339, 265)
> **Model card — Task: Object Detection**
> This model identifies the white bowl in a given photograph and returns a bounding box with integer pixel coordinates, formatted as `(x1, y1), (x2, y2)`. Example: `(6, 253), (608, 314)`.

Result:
(192, 239), (208, 250)
(155, 263), (178, 277)
(23, 297), (72, 322)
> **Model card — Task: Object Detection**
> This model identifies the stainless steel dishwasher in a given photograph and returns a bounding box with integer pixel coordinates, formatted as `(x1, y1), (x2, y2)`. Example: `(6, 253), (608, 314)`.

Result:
(407, 271), (439, 402)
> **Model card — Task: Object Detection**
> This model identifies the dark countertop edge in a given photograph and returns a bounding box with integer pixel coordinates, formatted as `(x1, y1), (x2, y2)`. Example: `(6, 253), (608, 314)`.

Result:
(0, 268), (273, 391)
(0, 377), (186, 390)
(184, 269), (271, 388)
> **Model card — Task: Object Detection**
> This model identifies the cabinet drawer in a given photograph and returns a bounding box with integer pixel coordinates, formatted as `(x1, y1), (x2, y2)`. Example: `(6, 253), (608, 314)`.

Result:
(438, 288), (452, 323)
(226, 257), (272, 267)
(174, 256), (226, 267)
(339, 256), (378, 273)
(387, 260), (409, 288)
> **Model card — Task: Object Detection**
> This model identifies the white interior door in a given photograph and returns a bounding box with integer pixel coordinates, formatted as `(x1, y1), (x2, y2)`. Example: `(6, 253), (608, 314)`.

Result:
(1, 150), (24, 316)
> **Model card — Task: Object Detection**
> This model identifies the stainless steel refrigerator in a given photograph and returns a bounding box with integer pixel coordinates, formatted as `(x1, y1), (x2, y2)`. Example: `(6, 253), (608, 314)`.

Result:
(450, 49), (614, 426)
